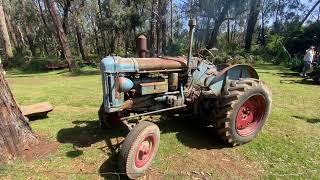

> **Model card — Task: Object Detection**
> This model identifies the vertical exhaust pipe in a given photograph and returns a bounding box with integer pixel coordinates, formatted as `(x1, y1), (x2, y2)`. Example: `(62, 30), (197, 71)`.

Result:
(137, 35), (147, 58)
(187, 19), (196, 77)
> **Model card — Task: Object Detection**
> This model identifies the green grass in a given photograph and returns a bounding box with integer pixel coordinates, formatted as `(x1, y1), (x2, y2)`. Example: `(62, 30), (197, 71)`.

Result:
(0, 64), (320, 179)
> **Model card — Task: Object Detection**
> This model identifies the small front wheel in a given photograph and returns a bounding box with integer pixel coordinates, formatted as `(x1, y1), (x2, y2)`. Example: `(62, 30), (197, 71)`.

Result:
(119, 121), (160, 179)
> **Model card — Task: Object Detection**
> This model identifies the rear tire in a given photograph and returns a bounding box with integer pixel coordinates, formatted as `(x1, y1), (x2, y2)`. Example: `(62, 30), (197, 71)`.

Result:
(215, 78), (272, 146)
(119, 121), (160, 179)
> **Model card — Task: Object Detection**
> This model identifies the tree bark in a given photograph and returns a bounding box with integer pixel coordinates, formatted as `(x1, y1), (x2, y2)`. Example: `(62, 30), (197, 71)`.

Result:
(156, 19), (162, 56)
(98, 0), (107, 56)
(170, 0), (173, 41)
(4, 13), (18, 49)
(38, 0), (50, 30)
(22, 0), (36, 57)
(207, 0), (234, 49)
(299, 0), (320, 27)
(150, 0), (158, 57)
(245, 0), (262, 51)
(159, 0), (168, 55)
(273, 0), (281, 34)
(91, 16), (100, 56)
(75, 24), (87, 62)
(62, 0), (71, 33)
(0, 67), (39, 163)
(0, 4), (13, 59)
(46, 0), (76, 72)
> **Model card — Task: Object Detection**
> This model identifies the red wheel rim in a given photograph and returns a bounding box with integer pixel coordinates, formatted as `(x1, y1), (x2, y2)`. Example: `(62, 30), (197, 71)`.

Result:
(135, 134), (157, 168)
(235, 94), (266, 137)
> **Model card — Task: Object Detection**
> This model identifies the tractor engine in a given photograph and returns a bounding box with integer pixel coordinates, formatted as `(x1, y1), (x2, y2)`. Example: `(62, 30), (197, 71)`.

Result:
(100, 56), (191, 115)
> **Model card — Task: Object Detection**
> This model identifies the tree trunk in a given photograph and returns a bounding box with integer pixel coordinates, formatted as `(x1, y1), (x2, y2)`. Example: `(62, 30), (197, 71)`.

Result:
(62, 0), (71, 33)
(170, 0), (173, 41)
(159, 0), (168, 55)
(227, 11), (230, 43)
(75, 24), (87, 62)
(156, 20), (162, 56)
(91, 16), (100, 56)
(0, 67), (39, 163)
(46, 0), (76, 72)
(98, 0), (107, 56)
(13, 24), (25, 52)
(273, 0), (281, 34)
(299, 0), (320, 27)
(38, 0), (50, 30)
(207, 0), (234, 49)
(150, 0), (158, 57)
(245, 0), (262, 51)
(0, 5), (13, 59)
(22, 0), (36, 57)
(4, 13), (18, 49)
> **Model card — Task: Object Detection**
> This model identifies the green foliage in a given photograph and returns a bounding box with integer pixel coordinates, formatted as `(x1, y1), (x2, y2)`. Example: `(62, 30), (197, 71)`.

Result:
(166, 39), (188, 56)
(199, 49), (258, 65)
(285, 22), (320, 56)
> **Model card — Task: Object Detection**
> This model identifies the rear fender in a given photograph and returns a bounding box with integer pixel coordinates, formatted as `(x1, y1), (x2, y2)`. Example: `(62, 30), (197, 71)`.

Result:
(208, 64), (259, 95)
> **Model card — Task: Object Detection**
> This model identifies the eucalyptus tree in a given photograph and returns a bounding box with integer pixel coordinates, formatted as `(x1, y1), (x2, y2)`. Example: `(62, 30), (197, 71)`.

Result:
(0, 67), (39, 163)
(46, 0), (76, 71)
(0, 2), (13, 59)
(245, 0), (262, 51)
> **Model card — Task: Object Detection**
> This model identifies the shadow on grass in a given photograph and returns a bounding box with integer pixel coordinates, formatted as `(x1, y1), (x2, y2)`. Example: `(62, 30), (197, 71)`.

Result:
(7, 67), (100, 78)
(27, 114), (50, 121)
(56, 120), (129, 179)
(292, 115), (320, 124)
(280, 78), (318, 85)
(158, 115), (229, 150)
(57, 115), (230, 179)
(277, 72), (300, 78)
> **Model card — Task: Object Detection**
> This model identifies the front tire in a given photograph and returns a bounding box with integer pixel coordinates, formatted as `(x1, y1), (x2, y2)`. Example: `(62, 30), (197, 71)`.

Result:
(119, 121), (160, 179)
(215, 78), (272, 146)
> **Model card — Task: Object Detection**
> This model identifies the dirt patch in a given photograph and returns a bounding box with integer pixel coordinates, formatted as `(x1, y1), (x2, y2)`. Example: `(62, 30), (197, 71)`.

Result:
(20, 137), (59, 162)
(164, 148), (259, 179)
(192, 149), (258, 179)
(142, 169), (164, 180)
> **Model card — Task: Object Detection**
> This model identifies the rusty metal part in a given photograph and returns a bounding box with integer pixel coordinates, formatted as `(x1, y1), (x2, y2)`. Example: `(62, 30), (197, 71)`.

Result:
(139, 81), (168, 95)
(121, 99), (134, 110)
(120, 105), (187, 121)
(138, 69), (184, 73)
(168, 73), (179, 91)
(137, 35), (147, 58)
(187, 19), (196, 76)
(121, 95), (156, 111)
(215, 64), (259, 79)
(133, 57), (187, 71)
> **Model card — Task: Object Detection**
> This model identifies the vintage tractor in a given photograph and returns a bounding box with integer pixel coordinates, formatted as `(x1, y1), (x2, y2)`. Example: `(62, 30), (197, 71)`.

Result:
(98, 20), (272, 179)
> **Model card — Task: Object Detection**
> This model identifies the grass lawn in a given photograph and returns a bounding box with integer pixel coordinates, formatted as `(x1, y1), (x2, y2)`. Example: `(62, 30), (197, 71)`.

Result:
(0, 64), (320, 179)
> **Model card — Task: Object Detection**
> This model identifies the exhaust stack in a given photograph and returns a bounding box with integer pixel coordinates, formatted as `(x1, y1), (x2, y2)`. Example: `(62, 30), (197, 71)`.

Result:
(187, 19), (196, 76)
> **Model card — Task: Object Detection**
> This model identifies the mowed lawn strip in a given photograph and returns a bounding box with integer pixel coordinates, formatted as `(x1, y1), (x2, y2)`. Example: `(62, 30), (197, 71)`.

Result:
(0, 64), (319, 179)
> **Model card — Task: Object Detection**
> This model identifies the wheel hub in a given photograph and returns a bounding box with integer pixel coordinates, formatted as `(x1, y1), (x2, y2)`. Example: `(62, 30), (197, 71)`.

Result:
(135, 135), (156, 168)
(236, 95), (266, 136)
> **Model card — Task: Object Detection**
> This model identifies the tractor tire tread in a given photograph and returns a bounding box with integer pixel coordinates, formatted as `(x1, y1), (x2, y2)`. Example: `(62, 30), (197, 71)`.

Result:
(214, 78), (271, 146)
